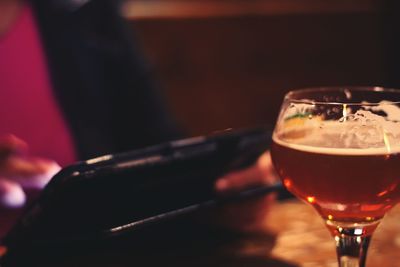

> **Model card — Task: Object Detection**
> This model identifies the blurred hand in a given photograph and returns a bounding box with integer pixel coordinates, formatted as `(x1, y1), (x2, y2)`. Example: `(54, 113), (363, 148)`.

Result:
(0, 134), (60, 209)
(215, 151), (278, 193)
(209, 151), (279, 233)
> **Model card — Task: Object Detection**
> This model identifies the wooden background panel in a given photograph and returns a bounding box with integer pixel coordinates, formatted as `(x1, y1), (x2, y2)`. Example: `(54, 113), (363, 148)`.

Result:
(123, 0), (381, 19)
(130, 11), (385, 135)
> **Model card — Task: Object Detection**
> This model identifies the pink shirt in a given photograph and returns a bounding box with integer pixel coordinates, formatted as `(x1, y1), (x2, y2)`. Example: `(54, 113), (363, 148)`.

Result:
(0, 4), (76, 166)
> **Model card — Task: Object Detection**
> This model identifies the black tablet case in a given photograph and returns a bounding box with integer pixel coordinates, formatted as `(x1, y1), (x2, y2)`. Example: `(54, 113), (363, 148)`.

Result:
(3, 127), (281, 254)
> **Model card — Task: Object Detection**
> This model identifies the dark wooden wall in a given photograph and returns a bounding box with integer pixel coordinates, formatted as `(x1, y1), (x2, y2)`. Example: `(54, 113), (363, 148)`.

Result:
(128, 3), (387, 136)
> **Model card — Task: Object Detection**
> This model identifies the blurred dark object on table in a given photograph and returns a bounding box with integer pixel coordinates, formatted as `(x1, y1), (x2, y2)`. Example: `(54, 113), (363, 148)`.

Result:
(2, 201), (295, 267)
(2, 128), (279, 252)
(6, 200), (400, 267)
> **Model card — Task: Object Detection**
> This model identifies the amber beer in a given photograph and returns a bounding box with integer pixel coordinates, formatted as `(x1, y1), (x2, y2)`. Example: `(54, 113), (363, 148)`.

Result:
(271, 134), (400, 223)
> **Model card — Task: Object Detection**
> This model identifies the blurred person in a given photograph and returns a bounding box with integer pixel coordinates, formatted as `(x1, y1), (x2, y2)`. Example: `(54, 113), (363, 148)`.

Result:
(0, 0), (277, 238)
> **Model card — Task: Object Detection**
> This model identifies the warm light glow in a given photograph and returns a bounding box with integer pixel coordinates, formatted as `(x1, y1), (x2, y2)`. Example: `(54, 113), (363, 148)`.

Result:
(86, 154), (113, 164)
(344, 89), (352, 100)
(328, 215), (333, 220)
(307, 196), (315, 203)
(377, 190), (389, 197)
(361, 204), (384, 211)
(283, 178), (292, 188)
(0, 246), (7, 257)
(365, 217), (373, 221)
(383, 130), (392, 154)
(342, 104), (348, 122)
(354, 228), (363, 235)
(373, 86), (384, 92)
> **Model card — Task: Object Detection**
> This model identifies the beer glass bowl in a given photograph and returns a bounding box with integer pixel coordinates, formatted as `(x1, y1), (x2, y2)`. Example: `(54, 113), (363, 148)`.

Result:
(270, 87), (400, 267)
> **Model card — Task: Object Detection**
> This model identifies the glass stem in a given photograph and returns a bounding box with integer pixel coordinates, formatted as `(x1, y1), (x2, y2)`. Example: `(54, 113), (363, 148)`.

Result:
(335, 233), (371, 267)
(326, 220), (379, 267)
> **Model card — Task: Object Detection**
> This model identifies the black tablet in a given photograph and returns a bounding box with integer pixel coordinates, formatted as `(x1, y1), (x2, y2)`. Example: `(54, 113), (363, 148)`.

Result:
(3, 127), (282, 252)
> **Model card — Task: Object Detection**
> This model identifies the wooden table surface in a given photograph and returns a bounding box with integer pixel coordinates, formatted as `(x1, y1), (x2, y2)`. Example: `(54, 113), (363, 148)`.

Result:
(4, 199), (400, 266)
(266, 200), (400, 267)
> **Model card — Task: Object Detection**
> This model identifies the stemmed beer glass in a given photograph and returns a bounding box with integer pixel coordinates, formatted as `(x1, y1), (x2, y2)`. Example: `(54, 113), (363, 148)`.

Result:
(271, 87), (400, 267)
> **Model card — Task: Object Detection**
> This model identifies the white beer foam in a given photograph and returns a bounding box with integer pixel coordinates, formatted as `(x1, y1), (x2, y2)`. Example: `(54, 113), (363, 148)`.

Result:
(273, 118), (400, 155)
(364, 100), (400, 121)
(273, 134), (400, 156)
(276, 100), (400, 153)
